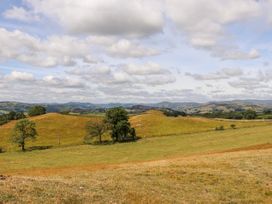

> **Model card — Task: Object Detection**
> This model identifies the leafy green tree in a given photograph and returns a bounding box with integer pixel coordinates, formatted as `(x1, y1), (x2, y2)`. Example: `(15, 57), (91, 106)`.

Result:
(85, 119), (107, 144)
(243, 110), (257, 120)
(105, 107), (136, 142)
(15, 112), (26, 120)
(7, 111), (16, 120)
(11, 119), (38, 151)
(28, 106), (46, 116)
(105, 107), (128, 126)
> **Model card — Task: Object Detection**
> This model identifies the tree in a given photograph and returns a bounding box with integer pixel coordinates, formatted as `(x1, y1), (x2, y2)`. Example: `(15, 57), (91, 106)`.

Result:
(105, 107), (137, 142)
(11, 119), (38, 151)
(243, 110), (257, 120)
(105, 107), (128, 127)
(28, 106), (46, 117)
(7, 111), (16, 120)
(85, 119), (107, 144)
(15, 112), (26, 120)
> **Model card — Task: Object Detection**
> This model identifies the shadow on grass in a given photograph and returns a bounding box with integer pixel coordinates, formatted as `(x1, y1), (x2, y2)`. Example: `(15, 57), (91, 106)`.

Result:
(27, 145), (53, 151)
(85, 137), (142, 146)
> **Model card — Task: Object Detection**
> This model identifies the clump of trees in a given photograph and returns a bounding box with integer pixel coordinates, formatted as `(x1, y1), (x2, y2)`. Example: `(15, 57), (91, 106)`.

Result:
(162, 109), (186, 117)
(105, 107), (136, 142)
(85, 107), (137, 144)
(11, 119), (38, 151)
(0, 111), (26, 126)
(28, 106), (46, 117)
(199, 109), (257, 120)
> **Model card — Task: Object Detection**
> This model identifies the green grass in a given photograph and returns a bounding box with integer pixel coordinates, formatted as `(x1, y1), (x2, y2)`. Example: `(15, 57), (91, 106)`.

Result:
(1, 124), (272, 173)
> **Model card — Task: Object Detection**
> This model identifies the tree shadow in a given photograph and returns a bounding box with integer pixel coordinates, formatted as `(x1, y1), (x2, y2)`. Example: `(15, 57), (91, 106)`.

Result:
(27, 145), (53, 151)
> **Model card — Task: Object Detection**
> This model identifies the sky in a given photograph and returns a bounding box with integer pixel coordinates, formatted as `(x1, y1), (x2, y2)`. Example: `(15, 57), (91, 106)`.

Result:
(0, 0), (272, 103)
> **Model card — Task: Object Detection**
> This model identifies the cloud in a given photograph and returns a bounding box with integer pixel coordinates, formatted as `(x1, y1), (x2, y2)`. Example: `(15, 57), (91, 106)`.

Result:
(0, 28), (96, 67)
(67, 62), (176, 86)
(213, 48), (260, 60)
(186, 68), (243, 80)
(43, 75), (86, 88)
(3, 6), (40, 22)
(107, 39), (160, 58)
(122, 62), (168, 75)
(228, 69), (272, 90)
(5, 71), (34, 81)
(165, 0), (260, 48)
(24, 0), (164, 37)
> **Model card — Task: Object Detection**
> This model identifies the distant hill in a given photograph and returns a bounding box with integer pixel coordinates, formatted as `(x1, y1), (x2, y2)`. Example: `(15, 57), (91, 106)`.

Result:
(1, 100), (272, 114)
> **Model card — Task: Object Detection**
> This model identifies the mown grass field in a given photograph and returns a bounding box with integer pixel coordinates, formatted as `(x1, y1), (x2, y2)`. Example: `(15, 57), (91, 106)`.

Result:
(0, 110), (271, 203)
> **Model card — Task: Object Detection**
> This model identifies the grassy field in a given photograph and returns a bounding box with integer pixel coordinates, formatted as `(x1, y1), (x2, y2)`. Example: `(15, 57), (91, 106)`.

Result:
(0, 113), (100, 151)
(1, 123), (272, 173)
(0, 110), (271, 203)
(0, 148), (271, 203)
(130, 110), (272, 138)
(0, 110), (271, 152)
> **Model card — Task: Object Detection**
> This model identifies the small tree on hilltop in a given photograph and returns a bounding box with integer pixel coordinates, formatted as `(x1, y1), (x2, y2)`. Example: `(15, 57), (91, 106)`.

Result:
(85, 119), (107, 144)
(11, 119), (38, 151)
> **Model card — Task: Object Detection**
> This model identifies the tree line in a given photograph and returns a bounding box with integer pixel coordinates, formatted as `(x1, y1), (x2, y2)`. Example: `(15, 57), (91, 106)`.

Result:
(195, 109), (258, 120)
(0, 105), (47, 126)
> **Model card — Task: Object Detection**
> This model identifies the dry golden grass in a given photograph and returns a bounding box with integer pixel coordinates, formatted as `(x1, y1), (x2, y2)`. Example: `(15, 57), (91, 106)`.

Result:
(0, 148), (271, 203)
(0, 113), (100, 151)
(0, 110), (271, 203)
(130, 110), (272, 138)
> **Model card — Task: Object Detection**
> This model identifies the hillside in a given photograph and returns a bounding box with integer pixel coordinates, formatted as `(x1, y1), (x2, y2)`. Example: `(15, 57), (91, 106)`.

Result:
(1, 110), (271, 152)
(130, 110), (272, 138)
(0, 113), (99, 151)
(2, 100), (272, 114)
(0, 144), (271, 203)
(1, 122), (272, 173)
(0, 111), (272, 203)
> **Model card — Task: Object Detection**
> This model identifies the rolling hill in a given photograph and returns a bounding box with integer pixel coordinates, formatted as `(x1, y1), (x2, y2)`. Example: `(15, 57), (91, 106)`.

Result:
(0, 113), (99, 151)
(1, 110), (271, 151)
(0, 110), (272, 203)
(130, 110), (272, 138)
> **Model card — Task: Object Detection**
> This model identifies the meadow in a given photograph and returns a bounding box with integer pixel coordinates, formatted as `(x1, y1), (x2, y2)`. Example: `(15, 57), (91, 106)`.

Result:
(0, 110), (271, 203)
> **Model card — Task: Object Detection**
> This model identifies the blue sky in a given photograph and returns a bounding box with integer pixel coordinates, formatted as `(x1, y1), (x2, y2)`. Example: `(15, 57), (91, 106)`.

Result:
(0, 0), (272, 103)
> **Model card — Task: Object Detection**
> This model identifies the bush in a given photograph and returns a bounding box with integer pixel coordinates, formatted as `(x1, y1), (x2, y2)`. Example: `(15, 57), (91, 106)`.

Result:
(215, 126), (224, 131)
(162, 109), (186, 117)
(28, 106), (46, 116)
(0, 147), (5, 153)
(230, 124), (236, 129)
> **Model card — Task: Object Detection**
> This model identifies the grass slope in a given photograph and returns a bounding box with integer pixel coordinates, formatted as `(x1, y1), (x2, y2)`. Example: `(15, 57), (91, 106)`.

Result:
(0, 113), (99, 151)
(1, 124), (272, 173)
(0, 149), (271, 203)
(130, 110), (272, 138)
